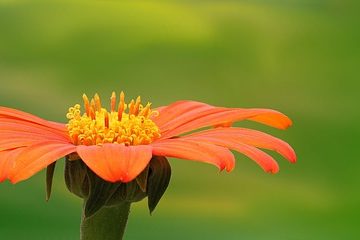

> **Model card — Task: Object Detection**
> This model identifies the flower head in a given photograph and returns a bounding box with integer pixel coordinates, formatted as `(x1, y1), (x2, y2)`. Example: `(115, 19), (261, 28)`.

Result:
(0, 92), (296, 185)
(66, 92), (160, 146)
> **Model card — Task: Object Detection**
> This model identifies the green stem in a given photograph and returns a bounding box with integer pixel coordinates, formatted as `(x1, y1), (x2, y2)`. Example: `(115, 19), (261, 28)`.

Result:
(80, 202), (131, 240)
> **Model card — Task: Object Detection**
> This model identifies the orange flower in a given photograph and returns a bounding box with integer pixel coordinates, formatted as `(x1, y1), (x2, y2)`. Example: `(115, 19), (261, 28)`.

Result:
(0, 92), (296, 184)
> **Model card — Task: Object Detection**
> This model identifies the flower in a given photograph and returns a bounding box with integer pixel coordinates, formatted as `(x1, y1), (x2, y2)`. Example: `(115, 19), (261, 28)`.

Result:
(0, 92), (296, 184)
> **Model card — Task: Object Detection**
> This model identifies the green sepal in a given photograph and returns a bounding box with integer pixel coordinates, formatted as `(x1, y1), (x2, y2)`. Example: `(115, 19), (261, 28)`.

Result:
(147, 156), (171, 214)
(64, 158), (89, 198)
(84, 169), (120, 218)
(123, 180), (147, 202)
(105, 180), (147, 207)
(45, 161), (56, 202)
(65, 155), (171, 217)
(136, 165), (149, 192)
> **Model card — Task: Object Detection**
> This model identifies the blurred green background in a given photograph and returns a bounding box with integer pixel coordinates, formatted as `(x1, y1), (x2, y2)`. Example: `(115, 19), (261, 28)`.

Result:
(0, 0), (359, 239)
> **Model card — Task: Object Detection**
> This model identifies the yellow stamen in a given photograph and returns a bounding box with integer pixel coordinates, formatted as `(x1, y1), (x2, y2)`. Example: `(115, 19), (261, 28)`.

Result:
(90, 108), (95, 120)
(128, 99), (135, 115)
(94, 93), (102, 112)
(90, 99), (96, 120)
(118, 91), (125, 121)
(66, 92), (160, 146)
(110, 91), (116, 112)
(105, 111), (109, 128)
(90, 99), (96, 111)
(139, 102), (151, 117)
(82, 94), (90, 116)
(133, 96), (141, 116)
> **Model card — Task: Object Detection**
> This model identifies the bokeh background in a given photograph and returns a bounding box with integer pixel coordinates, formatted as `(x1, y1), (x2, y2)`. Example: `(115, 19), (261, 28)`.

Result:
(0, 0), (359, 239)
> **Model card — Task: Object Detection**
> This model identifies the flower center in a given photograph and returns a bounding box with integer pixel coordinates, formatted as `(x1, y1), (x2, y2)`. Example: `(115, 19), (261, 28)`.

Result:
(66, 92), (161, 146)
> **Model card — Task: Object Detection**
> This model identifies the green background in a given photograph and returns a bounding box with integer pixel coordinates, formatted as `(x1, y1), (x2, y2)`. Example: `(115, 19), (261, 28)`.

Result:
(0, 0), (359, 239)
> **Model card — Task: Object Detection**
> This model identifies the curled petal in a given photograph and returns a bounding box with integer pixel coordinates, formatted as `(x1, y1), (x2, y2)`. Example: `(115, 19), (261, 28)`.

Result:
(184, 128), (297, 163)
(230, 143), (280, 173)
(177, 135), (279, 173)
(76, 144), (153, 183)
(151, 139), (235, 172)
(8, 141), (76, 184)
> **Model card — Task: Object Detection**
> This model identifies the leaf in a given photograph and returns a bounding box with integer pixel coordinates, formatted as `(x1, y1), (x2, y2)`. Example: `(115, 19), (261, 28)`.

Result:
(147, 156), (171, 214)
(45, 161), (56, 202)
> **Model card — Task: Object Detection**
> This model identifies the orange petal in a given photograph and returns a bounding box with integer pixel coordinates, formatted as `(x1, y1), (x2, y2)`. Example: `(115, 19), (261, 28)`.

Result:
(76, 144), (153, 183)
(184, 128), (297, 163)
(160, 105), (292, 139)
(151, 139), (235, 172)
(0, 106), (65, 131)
(0, 148), (24, 182)
(0, 131), (71, 151)
(159, 107), (224, 134)
(9, 141), (76, 184)
(152, 101), (212, 130)
(154, 100), (292, 139)
(0, 138), (42, 151)
(178, 135), (279, 173)
(248, 111), (293, 130)
(153, 106), (166, 114)
(0, 118), (69, 141)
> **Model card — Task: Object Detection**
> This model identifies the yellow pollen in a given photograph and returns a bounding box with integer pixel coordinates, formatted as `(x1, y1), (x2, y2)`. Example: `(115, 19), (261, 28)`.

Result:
(66, 92), (161, 146)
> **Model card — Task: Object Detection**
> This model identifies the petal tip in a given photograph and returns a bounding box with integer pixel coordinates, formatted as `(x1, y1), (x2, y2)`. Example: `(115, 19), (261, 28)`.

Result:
(263, 161), (279, 174)
(9, 176), (20, 184)
(288, 151), (297, 163)
(267, 167), (279, 174)
(225, 163), (235, 172)
(284, 119), (293, 129)
(290, 156), (297, 164)
(277, 117), (293, 130)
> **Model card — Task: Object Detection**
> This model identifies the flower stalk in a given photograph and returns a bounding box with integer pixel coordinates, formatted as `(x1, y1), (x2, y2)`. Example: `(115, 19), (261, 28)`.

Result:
(80, 202), (131, 240)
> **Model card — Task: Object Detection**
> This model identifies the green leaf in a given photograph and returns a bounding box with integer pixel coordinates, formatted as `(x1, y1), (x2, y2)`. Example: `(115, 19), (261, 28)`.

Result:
(147, 156), (171, 214)
(45, 161), (56, 202)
